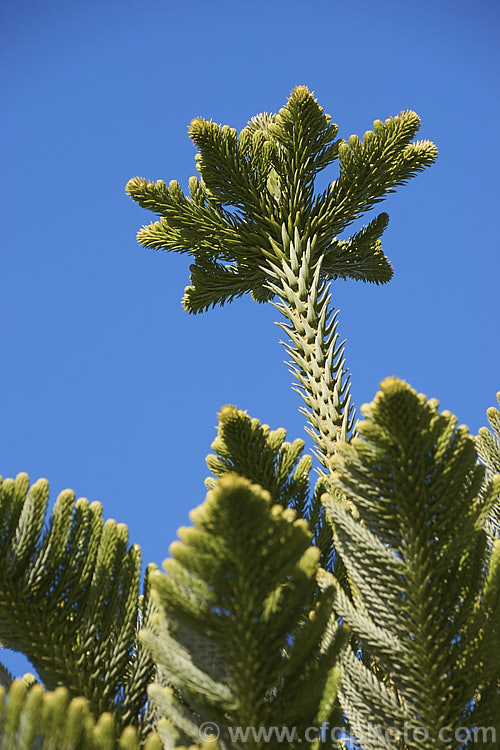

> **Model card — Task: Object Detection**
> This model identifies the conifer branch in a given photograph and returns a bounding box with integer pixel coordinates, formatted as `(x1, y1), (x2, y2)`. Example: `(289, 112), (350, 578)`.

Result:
(324, 378), (500, 747)
(126, 86), (436, 316)
(0, 680), (162, 750)
(206, 404), (312, 515)
(140, 473), (348, 749)
(205, 404), (336, 568)
(0, 472), (155, 735)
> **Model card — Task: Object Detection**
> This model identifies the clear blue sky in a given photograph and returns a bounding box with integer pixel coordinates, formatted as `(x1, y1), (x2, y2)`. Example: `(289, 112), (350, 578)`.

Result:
(2, 0), (499, 678)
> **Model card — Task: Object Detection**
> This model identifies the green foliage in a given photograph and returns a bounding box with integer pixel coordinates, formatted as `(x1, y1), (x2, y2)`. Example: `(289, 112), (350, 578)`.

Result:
(140, 474), (347, 749)
(323, 378), (500, 749)
(0, 473), (155, 733)
(0, 680), (162, 750)
(126, 86), (436, 313)
(206, 404), (312, 516)
(206, 404), (335, 570)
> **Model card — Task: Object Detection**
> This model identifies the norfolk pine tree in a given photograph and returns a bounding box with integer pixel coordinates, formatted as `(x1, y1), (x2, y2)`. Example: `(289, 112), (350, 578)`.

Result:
(0, 87), (498, 749)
